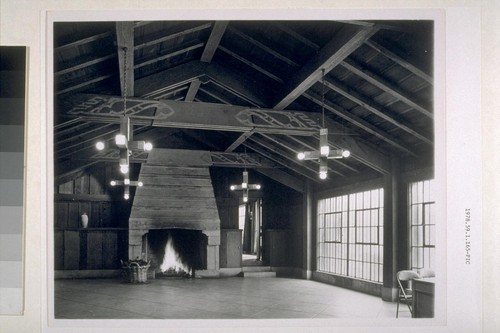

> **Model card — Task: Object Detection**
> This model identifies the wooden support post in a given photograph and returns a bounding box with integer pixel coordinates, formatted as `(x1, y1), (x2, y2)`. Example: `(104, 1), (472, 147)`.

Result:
(382, 155), (401, 301)
(302, 180), (313, 279)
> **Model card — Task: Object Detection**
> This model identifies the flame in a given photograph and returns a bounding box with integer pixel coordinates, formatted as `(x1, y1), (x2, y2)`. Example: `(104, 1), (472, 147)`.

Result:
(160, 236), (190, 274)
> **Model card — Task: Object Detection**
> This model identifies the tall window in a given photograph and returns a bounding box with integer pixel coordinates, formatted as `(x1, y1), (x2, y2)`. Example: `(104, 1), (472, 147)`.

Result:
(408, 179), (435, 270)
(317, 189), (384, 283)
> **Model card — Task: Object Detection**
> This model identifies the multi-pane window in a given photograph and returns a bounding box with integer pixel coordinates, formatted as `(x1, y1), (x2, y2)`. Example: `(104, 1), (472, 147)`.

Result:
(318, 189), (384, 283)
(408, 179), (435, 270)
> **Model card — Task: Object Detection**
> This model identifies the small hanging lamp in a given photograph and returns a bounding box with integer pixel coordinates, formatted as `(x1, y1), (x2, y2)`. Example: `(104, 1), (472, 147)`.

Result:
(296, 69), (350, 180)
(95, 47), (153, 199)
(229, 150), (261, 203)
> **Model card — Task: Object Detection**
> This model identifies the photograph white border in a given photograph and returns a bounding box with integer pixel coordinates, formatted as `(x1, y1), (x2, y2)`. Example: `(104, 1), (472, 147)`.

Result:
(39, 5), (481, 333)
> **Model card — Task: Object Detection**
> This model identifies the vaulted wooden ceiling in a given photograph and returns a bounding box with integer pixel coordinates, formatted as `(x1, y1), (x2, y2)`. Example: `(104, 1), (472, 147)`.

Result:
(54, 20), (434, 191)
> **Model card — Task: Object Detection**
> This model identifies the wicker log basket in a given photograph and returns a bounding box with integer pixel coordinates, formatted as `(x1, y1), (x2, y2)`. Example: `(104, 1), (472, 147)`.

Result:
(121, 259), (151, 283)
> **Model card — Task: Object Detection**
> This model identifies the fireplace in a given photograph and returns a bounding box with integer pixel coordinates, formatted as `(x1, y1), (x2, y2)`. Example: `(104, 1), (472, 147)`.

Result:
(127, 160), (222, 277)
(145, 229), (207, 276)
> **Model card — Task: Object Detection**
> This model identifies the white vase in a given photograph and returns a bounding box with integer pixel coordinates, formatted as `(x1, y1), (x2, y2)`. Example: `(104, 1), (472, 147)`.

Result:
(81, 213), (89, 228)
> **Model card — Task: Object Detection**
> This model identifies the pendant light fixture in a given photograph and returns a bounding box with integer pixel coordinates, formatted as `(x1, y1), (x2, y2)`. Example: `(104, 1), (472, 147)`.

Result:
(95, 47), (153, 199)
(229, 150), (261, 203)
(297, 69), (350, 180)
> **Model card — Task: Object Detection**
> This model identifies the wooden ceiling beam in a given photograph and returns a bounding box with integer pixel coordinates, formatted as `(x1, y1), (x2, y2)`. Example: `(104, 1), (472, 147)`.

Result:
(134, 59), (268, 106)
(147, 148), (278, 168)
(56, 54), (116, 77)
(116, 22), (135, 97)
(135, 60), (207, 98)
(227, 26), (300, 67)
(134, 23), (212, 50)
(56, 74), (113, 96)
(303, 90), (417, 156)
(56, 125), (149, 161)
(56, 123), (115, 147)
(340, 58), (433, 118)
(253, 168), (305, 193)
(273, 25), (379, 110)
(250, 135), (329, 176)
(206, 61), (271, 106)
(134, 42), (205, 70)
(60, 95), (390, 173)
(225, 131), (255, 152)
(201, 21), (228, 63)
(184, 79), (201, 102)
(257, 133), (346, 177)
(198, 86), (233, 105)
(244, 138), (322, 183)
(273, 23), (320, 51)
(323, 77), (432, 144)
(55, 31), (113, 52)
(60, 94), (320, 136)
(218, 45), (284, 83)
(79, 148), (278, 168)
(365, 40), (433, 86)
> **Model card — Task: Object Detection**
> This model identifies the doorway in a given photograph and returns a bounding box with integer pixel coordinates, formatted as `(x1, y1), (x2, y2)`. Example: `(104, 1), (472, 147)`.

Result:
(239, 199), (262, 266)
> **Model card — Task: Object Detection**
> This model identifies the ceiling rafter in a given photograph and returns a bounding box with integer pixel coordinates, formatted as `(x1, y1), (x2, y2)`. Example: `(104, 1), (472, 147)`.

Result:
(56, 74), (114, 96)
(303, 90), (416, 156)
(53, 20), (433, 185)
(61, 94), (392, 173)
(340, 58), (433, 118)
(225, 131), (255, 152)
(55, 30), (113, 52)
(134, 22), (212, 50)
(273, 25), (379, 110)
(273, 22), (320, 51)
(323, 76), (432, 144)
(134, 41), (205, 70)
(227, 26), (300, 67)
(56, 125), (151, 161)
(254, 168), (305, 193)
(205, 62), (271, 106)
(185, 79), (202, 102)
(56, 54), (116, 77)
(55, 120), (92, 137)
(218, 45), (284, 84)
(243, 136), (318, 182)
(135, 60), (206, 97)
(257, 133), (346, 177)
(56, 123), (115, 146)
(198, 87), (234, 105)
(182, 131), (304, 191)
(201, 21), (228, 63)
(365, 40), (433, 86)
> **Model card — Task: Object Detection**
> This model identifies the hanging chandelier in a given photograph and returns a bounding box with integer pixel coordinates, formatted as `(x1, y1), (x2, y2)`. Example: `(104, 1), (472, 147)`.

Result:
(230, 169), (261, 203)
(296, 69), (350, 180)
(229, 151), (261, 202)
(95, 47), (153, 199)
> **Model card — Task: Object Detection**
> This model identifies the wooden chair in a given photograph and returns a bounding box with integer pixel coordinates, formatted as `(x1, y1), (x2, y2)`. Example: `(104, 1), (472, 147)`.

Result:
(396, 270), (421, 318)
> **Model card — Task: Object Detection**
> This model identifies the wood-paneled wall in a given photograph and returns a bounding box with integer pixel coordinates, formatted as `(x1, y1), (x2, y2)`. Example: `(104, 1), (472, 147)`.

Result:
(54, 164), (130, 271)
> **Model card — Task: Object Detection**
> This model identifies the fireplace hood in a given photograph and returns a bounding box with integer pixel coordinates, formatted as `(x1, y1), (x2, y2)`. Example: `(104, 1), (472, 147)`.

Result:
(128, 149), (221, 274)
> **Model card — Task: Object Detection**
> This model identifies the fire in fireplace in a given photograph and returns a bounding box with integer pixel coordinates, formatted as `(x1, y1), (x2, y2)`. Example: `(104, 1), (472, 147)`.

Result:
(160, 235), (190, 276)
(146, 229), (207, 277)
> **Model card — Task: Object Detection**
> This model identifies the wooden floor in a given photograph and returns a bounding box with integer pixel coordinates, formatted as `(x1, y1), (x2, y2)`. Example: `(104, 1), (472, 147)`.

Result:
(54, 276), (412, 320)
